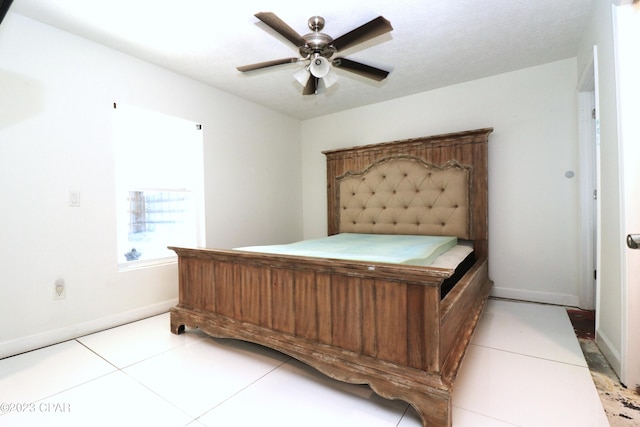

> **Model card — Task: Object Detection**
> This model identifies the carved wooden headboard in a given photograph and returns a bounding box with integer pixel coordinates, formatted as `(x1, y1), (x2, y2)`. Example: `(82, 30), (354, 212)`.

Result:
(323, 128), (492, 260)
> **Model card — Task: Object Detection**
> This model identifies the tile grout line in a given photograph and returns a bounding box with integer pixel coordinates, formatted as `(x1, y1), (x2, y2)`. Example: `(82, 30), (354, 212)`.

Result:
(3, 340), (119, 412)
(75, 323), (292, 424)
(193, 357), (294, 422)
(74, 339), (121, 370)
(450, 405), (519, 427)
(395, 403), (411, 427)
(76, 338), (198, 423)
(1, 339), (122, 411)
(470, 342), (591, 369)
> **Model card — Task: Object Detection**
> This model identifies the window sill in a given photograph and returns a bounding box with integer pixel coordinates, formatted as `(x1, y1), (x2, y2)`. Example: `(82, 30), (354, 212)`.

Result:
(118, 256), (177, 272)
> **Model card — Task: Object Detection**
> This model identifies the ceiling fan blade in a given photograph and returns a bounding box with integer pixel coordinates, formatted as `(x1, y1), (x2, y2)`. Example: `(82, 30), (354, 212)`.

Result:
(332, 57), (390, 81)
(302, 76), (319, 95)
(237, 57), (300, 72)
(255, 12), (306, 48)
(331, 16), (392, 52)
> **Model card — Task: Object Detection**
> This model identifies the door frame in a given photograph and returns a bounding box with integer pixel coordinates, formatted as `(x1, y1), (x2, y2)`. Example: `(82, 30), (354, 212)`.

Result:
(577, 46), (600, 311)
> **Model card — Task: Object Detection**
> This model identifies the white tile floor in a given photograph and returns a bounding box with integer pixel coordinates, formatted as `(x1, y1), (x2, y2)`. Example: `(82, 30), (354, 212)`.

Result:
(0, 299), (608, 427)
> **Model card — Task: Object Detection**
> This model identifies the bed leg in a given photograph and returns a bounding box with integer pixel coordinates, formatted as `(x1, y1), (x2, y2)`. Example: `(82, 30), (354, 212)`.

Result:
(170, 311), (185, 335)
(410, 392), (452, 427)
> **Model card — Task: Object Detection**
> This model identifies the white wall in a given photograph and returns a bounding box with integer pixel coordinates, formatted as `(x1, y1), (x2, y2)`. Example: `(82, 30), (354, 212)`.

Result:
(576, 1), (623, 375)
(301, 59), (581, 307)
(0, 13), (302, 358)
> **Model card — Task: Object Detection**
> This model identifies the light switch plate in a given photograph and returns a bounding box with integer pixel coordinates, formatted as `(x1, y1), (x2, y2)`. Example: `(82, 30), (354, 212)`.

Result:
(68, 191), (80, 207)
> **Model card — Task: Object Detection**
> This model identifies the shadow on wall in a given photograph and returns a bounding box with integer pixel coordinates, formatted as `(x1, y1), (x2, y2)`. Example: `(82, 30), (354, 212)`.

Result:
(0, 69), (44, 130)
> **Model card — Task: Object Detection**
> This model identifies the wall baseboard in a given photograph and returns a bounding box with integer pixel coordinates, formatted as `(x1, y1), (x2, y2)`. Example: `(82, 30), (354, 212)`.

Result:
(596, 330), (622, 380)
(491, 286), (580, 308)
(0, 299), (178, 360)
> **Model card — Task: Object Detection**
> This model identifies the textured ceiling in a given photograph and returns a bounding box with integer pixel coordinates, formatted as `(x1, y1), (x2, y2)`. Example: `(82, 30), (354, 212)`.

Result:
(11, 0), (594, 119)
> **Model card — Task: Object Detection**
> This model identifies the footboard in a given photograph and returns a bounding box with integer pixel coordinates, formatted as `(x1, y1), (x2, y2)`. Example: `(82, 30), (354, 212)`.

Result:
(169, 246), (491, 426)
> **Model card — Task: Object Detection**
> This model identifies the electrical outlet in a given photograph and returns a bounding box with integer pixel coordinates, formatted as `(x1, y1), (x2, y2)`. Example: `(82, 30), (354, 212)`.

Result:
(53, 278), (66, 300)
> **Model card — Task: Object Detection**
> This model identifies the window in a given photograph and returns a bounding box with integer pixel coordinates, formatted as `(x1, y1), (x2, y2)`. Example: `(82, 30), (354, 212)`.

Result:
(113, 104), (204, 267)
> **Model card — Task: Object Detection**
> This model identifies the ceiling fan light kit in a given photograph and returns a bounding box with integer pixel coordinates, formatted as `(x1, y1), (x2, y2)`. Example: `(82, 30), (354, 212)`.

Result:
(309, 56), (331, 78)
(237, 12), (392, 95)
(322, 68), (339, 88)
(293, 66), (311, 86)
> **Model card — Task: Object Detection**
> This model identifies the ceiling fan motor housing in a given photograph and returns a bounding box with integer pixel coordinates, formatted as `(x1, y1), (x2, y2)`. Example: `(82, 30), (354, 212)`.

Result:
(300, 18), (335, 59)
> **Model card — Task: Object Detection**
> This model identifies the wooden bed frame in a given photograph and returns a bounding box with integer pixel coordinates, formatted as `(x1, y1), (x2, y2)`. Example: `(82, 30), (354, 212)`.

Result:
(169, 128), (493, 426)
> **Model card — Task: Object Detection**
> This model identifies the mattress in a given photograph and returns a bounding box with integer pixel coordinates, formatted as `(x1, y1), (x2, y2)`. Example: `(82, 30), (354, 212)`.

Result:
(236, 233), (462, 267)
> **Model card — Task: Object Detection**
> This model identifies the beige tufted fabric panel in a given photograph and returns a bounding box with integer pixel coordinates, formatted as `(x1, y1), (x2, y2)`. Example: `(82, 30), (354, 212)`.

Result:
(338, 156), (472, 239)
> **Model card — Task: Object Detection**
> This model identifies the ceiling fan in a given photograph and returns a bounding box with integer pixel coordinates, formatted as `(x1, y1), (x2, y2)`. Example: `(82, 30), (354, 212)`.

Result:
(237, 12), (393, 95)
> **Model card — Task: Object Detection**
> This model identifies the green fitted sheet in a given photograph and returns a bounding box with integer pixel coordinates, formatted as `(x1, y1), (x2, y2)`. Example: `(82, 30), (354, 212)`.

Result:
(236, 233), (457, 266)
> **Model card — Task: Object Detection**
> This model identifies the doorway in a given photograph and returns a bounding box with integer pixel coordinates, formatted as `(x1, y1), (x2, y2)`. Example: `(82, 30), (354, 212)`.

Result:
(577, 46), (600, 312)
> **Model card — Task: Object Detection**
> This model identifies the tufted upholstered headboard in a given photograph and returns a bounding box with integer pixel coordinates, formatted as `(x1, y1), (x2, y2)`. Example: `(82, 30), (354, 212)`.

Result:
(323, 128), (492, 260)
(338, 157), (472, 239)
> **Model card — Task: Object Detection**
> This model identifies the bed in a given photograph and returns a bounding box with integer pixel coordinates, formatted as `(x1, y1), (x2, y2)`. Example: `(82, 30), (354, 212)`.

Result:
(169, 127), (493, 426)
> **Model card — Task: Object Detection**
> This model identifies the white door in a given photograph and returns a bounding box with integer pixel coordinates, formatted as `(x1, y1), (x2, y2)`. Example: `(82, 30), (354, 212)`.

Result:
(614, 2), (640, 388)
